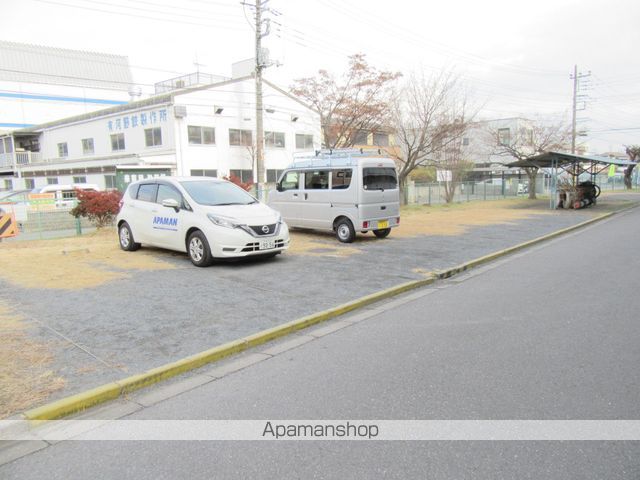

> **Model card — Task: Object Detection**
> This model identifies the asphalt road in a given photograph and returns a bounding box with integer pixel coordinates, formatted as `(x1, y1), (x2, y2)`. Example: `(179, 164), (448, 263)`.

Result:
(2, 206), (640, 479)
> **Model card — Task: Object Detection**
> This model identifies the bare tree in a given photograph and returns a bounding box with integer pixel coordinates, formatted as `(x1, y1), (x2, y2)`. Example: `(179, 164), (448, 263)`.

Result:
(438, 138), (475, 203)
(624, 145), (640, 189)
(387, 71), (474, 203)
(291, 54), (401, 148)
(487, 120), (571, 199)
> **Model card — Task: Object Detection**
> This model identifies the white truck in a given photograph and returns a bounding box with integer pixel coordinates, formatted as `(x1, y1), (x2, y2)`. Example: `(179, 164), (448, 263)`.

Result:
(268, 149), (400, 243)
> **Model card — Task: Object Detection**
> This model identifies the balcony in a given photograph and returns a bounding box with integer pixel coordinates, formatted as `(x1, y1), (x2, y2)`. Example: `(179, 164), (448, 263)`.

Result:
(0, 152), (43, 170)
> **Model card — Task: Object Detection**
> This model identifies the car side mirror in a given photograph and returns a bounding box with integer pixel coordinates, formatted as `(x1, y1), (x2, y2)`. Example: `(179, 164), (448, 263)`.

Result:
(276, 184), (283, 192)
(162, 198), (180, 212)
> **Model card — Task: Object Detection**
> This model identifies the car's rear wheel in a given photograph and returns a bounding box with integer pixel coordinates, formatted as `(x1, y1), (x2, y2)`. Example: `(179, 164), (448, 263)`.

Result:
(118, 222), (140, 251)
(188, 231), (213, 267)
(373, 228), (391, 239)
(335, 218), (355, 243)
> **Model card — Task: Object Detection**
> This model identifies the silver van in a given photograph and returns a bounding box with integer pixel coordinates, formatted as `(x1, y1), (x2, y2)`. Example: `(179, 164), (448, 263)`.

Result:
(268, 149), (400, 243)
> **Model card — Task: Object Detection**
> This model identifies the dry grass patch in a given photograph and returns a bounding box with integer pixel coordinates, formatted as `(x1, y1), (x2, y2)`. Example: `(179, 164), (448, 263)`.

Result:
(0, 228), (176, 289)
(395, 199), (551, 238)
(0, 302), (65, 418)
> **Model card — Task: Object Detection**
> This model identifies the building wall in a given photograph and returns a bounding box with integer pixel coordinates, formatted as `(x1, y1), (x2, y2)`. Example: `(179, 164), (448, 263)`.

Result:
(171, 78), (320, 179)
(3, 77), (321, 190)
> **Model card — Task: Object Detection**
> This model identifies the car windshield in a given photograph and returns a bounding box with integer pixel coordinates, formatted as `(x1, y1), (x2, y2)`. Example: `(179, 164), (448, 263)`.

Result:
(180, 180), (257, 206)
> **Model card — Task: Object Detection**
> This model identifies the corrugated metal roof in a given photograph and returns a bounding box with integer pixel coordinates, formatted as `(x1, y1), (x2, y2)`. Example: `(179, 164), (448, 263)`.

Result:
(0, 40), (133, 91)
(506, 151), (637, 168)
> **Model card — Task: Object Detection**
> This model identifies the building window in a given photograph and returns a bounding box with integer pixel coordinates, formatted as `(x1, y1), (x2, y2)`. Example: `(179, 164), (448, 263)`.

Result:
(3, 179), (12, 190)
(462, 137), (470, 146)
(25, 178), (35, 189)
(229, 129), (253, 147)
(104, 175), (116, 189)
(57, 142), (68, 158)
(46, 177), (59, 185)
(295, 134), (314, 149)
(266, 169), (285, 183)
(111, 133), (125, 151)
(229, 169), (253, 183)
(145, 127), (162, 147)
(265, 131), (285, 148)
(372, 133), (389, 147)
(188, 126), (215, 145)
(1, 137), (14, 154)
(354, 130), (369, 145)
(73, 176), (87, 184)
(82, 138), (94, 155)
(497, 128), (511, 146)
(190, 169), (218, 177)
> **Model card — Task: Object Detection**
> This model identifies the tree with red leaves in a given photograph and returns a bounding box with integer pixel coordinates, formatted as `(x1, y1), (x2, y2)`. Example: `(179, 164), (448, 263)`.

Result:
(223, 174), (254, 192)
(70, 189), (122, 228)
(291, 53), (401, 149)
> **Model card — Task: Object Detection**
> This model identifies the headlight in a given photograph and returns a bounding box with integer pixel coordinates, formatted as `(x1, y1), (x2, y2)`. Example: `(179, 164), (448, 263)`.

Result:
(275, 212), (282, 224)
(207, 213), (242, 229)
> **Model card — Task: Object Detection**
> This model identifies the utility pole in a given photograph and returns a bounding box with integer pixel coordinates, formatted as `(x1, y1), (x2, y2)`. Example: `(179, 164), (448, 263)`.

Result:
(570, 65), (591, 155)
(254, 0), (270, 202)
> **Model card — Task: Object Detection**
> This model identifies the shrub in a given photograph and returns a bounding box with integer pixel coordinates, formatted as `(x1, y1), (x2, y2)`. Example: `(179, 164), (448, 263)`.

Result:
(70, 189), (123, 228)
(223, 174), (254, 192)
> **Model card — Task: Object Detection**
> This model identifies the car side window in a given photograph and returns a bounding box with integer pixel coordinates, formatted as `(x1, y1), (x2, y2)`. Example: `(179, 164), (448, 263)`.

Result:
(136, 183), (158, 202)
(280, 171), (300, 191)
(331, 169), (352, 190)
(157, 184), (182, 205)
(304, 170), (329, 190)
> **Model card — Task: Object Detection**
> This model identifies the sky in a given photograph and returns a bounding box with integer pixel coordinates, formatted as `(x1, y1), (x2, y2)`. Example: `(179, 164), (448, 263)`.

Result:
(2, 0), (639, 154)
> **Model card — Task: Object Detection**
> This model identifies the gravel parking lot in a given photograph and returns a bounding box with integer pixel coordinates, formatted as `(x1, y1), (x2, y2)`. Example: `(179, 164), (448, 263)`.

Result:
(1, 195), (637, 417)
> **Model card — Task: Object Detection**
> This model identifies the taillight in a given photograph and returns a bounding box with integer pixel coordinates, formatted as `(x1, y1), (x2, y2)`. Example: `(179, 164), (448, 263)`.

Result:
(118, 200), (124, 211)
(363, 221), (369, 229)
(396, 217), (400, 225)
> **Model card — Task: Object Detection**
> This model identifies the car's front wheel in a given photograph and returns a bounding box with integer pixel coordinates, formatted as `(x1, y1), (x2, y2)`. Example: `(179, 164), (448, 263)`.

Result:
(187, 231), (213, 267)
(118, 222), (140, 251)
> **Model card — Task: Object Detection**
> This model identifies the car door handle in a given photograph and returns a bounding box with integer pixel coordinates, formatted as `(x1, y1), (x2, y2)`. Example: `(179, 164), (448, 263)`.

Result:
(293, 193), (299, 197)
(304, 193), (308, 200)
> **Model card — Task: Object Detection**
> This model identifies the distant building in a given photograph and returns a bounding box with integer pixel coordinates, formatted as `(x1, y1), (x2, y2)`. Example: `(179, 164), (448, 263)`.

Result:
(0, 40), (135, 130)
(0, 76), (320, 191)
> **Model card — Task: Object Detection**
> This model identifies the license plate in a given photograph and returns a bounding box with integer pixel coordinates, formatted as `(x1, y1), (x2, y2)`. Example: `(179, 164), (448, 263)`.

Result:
(259, 239), (276, 250)
(377, 220), (389, 229)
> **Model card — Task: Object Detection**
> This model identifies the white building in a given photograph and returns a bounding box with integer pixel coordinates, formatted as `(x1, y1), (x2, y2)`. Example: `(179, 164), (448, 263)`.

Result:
(0, 41), (134, 130)
(463, 117), (535, 172)
(0, 75), (321, 191)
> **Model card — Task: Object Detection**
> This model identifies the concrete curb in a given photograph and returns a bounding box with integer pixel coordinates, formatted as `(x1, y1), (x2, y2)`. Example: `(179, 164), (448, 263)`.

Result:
(21, 205), (634, 422)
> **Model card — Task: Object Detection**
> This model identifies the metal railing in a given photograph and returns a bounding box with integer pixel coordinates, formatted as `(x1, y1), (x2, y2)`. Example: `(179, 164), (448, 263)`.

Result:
(406, 174), (639, 205)
(0, 151), (42, 168)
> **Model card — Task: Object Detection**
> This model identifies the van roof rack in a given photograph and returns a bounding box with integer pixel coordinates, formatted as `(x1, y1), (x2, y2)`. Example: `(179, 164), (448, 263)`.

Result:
(291, 148), (389, 168)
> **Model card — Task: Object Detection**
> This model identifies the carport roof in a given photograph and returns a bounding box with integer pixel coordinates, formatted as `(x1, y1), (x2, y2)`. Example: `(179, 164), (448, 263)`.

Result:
(506, 151), (637, 169)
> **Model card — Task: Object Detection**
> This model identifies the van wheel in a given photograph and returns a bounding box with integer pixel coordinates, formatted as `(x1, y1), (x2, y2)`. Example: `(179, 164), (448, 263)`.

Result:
(373, 228), (391, 239)
(335, 218), (355, 243)
(188, 231), (213, 267)
(119, 222), (140, 251)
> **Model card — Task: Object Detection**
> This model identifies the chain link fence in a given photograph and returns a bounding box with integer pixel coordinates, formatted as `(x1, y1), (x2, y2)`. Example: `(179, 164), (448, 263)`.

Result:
(1, 174), (637, 241)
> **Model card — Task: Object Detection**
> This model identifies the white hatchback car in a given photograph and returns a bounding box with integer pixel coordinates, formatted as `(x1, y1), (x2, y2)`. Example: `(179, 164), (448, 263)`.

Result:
(116, 177), (290, 266)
